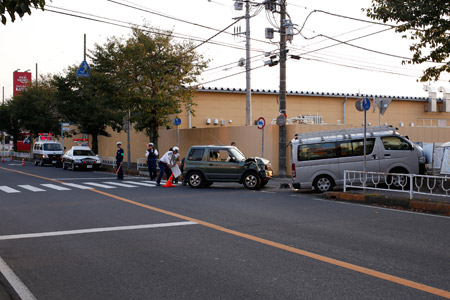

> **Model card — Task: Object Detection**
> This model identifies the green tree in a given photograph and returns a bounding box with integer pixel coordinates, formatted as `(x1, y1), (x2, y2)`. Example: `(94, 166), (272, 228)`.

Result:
(90, 26), (208, 147)
(53, 65), (125, 154)
(0, 103), (21, 151)
(8, 76), (60, 139)
(1, 0), (47, 25)
(365, 0), (450, 82)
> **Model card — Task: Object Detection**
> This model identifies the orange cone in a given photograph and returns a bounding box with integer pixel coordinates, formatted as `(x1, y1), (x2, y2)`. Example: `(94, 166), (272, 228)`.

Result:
(21, 157), (25, 166)
(163, 174), (176, 187)
(1, 156), (4, 163)
(10, 154), (13, 161)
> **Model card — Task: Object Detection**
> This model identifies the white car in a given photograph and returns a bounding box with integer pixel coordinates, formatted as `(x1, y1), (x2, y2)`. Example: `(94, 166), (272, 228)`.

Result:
(62, 146), (102, 171)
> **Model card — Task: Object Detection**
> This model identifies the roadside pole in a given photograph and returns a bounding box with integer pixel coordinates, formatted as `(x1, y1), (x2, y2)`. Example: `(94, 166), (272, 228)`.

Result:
(257, 117), (265, 157)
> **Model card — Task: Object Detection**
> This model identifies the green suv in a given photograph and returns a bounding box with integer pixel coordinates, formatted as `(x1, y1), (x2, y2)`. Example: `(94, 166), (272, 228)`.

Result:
(183, 145), (273, 190)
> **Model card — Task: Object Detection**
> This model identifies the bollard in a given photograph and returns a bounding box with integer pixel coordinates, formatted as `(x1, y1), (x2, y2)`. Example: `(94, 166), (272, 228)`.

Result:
(21, 157), (25, 166)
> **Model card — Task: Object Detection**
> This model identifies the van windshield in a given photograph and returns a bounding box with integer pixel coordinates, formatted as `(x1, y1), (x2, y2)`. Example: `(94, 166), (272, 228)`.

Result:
(44, 144), (62, 151)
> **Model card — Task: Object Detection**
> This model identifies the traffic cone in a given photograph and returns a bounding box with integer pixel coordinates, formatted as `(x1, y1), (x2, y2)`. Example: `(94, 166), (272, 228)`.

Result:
(1, 156), (4, 163)
(10, 154), (13, 162)
(21, 157), (25, 166)
(163, 174), (176, 187)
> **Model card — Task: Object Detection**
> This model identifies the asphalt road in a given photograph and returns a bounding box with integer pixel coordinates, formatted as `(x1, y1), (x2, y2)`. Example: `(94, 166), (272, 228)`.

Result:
(0, 162), (449, 300)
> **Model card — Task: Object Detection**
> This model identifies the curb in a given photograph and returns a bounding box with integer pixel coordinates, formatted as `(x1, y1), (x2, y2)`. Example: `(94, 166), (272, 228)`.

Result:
(326, 192), (450, 216)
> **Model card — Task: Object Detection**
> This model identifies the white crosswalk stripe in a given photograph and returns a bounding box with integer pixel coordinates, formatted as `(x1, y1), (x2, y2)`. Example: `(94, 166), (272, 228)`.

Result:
(122, 181), (156, 187)
(102, 181), (139, 188)
(40, 184), (71, 191)
(0, 181), (164, 194)
(18, 185), (45, 192)
(83, 182), (117, 189)
(0, 186), (21, 193)
(61, 183), (94, 190)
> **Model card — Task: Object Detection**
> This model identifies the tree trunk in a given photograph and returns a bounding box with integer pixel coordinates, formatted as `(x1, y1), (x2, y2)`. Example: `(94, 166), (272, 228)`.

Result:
(91, 133), (99, 154)
(149, 125), (159, 150)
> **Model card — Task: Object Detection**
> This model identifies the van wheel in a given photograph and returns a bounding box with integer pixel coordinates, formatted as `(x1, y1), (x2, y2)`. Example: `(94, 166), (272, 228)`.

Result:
(313, 175), (334, 193)
(243, 172), (261, 190)
(71, 163), (76, 171)
(63, 162), (68, 170)
(187, 171), (204, 188)
(387, 168), (409, 189)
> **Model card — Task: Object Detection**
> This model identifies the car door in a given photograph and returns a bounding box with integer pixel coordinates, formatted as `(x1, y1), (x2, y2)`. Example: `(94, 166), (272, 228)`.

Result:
(206, 148), (243, 180)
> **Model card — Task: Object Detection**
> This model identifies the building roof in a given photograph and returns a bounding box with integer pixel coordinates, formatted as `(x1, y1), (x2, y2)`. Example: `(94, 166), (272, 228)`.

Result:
(197, 86), (437, 102)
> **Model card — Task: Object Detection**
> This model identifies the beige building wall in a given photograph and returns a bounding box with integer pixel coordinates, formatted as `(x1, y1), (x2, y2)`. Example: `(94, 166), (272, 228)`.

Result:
(73, 89), (450, 175)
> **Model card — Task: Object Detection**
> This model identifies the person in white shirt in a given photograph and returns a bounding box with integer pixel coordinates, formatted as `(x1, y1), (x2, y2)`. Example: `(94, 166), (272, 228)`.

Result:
(156, 146), (179, 186)
(145, 143), (159, 181)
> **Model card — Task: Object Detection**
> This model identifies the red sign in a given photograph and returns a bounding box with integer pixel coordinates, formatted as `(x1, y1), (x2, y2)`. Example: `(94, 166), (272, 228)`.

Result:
(13, 72), (32, 96)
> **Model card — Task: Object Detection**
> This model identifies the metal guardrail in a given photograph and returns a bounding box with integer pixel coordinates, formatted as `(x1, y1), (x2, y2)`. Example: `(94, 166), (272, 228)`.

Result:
(99, 156), (116, 166)
(0, 151), (32, 159)
(344, 170), (450, 199)
(137, 158), (146, 170)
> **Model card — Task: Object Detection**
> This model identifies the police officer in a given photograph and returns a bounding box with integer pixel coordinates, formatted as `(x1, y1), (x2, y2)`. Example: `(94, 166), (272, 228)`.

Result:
(116, 142), (124, 180)
(145, 142), (158, 181)
(156, 146), (179, 186)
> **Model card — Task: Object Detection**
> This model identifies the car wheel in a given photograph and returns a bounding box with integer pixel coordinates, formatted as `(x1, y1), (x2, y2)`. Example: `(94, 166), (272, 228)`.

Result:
(39, 159), (44, 166)
(187, 171), (204, 188)
(243, 172), (261, 190)
(313, 175), (334, 193)
(204, 181), (213, 188)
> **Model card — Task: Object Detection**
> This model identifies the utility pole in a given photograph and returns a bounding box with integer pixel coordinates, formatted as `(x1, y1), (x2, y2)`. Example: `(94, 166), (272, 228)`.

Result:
(84, 33), (87, 61)
(278, 0), (287, 177)
(245, 0), (252, 126)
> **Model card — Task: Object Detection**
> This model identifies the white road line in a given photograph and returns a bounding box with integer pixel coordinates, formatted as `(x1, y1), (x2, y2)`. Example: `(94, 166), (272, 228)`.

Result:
(0, 221), (197, 241)
(0, 186), (21, 193)
(0, 256), (37, 300)
(103, 181), (139, 188)
(62, 183), (94, 190)
(40, 184), (71, 191)
(18, 185), (45, 192)
(123, 181), (156, 187)
(83, 182), (117, 189)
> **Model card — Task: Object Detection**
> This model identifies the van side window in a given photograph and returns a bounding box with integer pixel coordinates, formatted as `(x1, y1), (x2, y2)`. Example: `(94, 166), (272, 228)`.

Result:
(339, 139), (375, 157)
(188, 149), (205, 161)
(298, 142), (337, 161)
(382, 136), (412, 150)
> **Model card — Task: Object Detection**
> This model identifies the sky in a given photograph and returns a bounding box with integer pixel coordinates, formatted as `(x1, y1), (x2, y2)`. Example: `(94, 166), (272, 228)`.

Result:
(1, 0), (449, 101)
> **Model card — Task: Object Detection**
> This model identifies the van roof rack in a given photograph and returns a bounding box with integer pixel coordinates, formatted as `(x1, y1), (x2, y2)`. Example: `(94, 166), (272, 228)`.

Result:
(294, 125), (398, 143)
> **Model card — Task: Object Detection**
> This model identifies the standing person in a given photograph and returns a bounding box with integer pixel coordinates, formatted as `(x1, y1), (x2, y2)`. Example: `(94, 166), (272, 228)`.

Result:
(231, 141), (237, 147)
(145, 143), (158, 181)
(156, 146), (179, 186)
(116, 142), (124, 180)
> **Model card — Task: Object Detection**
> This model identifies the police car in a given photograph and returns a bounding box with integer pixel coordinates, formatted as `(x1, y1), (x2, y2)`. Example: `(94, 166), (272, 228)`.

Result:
(62, 139), (102, 171)
(33, 133), (64, 167)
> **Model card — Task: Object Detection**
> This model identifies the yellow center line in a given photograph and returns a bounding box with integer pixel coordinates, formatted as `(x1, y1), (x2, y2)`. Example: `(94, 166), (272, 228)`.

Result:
(2, 166), (450, 299)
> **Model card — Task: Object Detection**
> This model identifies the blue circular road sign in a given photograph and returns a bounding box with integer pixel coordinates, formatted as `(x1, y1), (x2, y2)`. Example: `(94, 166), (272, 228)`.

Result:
(362, 97), (371, 111)
(173, 118), (181, 126)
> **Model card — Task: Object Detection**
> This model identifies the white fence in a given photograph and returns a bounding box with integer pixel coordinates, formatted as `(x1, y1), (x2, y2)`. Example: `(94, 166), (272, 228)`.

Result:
(99, 156), (116, 166)
(344, 170), (450, 199)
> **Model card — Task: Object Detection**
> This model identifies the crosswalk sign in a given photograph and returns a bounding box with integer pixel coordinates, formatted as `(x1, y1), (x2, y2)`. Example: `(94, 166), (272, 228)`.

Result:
(77, 60), (91, 78)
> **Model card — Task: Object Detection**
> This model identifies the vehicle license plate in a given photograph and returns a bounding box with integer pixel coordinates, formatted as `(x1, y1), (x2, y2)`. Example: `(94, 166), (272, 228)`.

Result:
(87, 165), (93, 169)
(52, 160), (56, 163)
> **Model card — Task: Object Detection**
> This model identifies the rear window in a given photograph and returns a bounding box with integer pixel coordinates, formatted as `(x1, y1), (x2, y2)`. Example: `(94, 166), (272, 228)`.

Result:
(188, 148), (205, 161)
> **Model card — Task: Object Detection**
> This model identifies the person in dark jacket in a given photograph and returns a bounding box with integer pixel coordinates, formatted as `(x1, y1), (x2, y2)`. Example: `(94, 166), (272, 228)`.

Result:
(116, 142), (124, 180)
(145, 143), (158, 181)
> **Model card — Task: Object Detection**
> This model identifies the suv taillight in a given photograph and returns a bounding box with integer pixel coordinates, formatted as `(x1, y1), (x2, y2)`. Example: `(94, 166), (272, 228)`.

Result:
(292, 163), (296, 178)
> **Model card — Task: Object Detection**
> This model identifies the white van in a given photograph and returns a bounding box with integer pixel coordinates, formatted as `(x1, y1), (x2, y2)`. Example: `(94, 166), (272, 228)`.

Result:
(290, 126), (427, 192)
(33, 134), (64, 166)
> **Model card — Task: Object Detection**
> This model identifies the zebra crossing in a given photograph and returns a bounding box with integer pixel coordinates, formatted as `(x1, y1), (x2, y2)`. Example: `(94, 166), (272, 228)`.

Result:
(0, 180), (173, 194)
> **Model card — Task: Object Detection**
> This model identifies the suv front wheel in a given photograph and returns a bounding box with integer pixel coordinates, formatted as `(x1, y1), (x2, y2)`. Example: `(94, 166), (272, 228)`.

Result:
(187, 171), (204, 188)
(243, 172), (261, 190)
